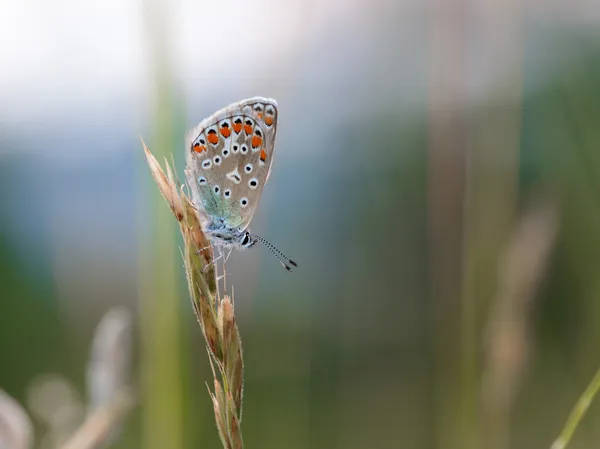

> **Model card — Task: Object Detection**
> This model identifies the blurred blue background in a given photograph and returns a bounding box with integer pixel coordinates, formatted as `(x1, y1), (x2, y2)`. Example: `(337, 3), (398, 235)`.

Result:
(2, 0), (600, 448)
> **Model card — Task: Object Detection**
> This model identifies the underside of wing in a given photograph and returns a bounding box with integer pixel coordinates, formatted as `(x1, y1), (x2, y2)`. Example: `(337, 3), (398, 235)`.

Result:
(185, 97), (278, 230)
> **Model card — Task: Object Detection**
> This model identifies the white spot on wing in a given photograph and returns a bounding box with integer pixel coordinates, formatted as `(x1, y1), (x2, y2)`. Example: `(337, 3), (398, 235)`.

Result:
(227, 167), (242, 184)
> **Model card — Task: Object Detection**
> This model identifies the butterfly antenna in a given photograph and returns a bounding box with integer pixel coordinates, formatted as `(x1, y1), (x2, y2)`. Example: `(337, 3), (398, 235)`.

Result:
(251, 234), (298, 272)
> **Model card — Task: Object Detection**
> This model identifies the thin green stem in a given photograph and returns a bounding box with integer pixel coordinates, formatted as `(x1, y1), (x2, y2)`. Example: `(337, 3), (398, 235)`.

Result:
(551, 365), (600, 449)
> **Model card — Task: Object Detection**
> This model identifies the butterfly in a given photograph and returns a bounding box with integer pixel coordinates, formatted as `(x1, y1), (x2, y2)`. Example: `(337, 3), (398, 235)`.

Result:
(184, 97), (297, 271)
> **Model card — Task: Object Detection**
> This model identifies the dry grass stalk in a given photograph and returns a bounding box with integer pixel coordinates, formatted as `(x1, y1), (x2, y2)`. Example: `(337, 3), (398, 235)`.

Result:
(142, 140), (245, 449)
(0, 306), (135, 449)
(482, 199), (558, 449)
(59, 390), (135, 449)
(62, 306), (135, 449)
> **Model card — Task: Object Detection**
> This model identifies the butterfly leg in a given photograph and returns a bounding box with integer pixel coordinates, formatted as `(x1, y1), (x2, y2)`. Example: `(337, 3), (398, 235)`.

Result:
(213, 251), (223, 300)
(209, 245), (227, 299)
(196, 243), (214, 256)
(222, 247), (234, 295)
(215, 245), (227, 298)
(203, 253), (224, 271)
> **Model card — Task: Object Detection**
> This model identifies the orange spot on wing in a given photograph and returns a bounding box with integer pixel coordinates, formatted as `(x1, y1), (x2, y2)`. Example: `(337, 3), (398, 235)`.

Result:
(243, 124), (253, 134)
(252, 135), (263, 148)
(233, 122), (243, 133)
(264, 116), (273, 126)
(260, 149), (267, 162)
(220, 126), (231, 138)
(193, 143), (207, 153)
(257, 112), (263, 119)
(207, 133), (219, 145)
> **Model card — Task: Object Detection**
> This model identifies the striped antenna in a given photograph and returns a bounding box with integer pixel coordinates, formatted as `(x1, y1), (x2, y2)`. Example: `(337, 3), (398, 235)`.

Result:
(250, 234), (298, 272)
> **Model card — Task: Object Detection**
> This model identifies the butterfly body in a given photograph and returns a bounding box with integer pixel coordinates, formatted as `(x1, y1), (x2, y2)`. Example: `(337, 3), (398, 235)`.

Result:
(185, 97), (278, 250)
(204, 218), (256, 250)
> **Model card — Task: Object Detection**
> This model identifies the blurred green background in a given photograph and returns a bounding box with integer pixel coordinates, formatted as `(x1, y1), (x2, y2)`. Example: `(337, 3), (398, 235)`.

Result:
(2, 1), (600, 448)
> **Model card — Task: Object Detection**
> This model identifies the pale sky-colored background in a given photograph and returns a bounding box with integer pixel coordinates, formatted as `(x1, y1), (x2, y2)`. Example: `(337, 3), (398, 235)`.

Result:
(3, 0), (599, 161)
(1, 0), (599, 302)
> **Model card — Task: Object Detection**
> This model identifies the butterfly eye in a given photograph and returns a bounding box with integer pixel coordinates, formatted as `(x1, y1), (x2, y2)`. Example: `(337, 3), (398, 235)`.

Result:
(248, 178), (258, 189)
(213, 156), (222, 165)
(202, 159), (212, 169)
(198, 176), (207, 185)
(224, 189), (231, 198)
(245, 163), (253, 173)
(240, 197), (249, 208)
(213, 185), (220, 195)
(241, 233), (250, 245)
(240, 232), (255, 248)
(241, 145), (248, 154)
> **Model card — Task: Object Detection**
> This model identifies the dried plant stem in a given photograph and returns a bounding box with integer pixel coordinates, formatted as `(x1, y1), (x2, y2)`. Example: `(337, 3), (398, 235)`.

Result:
(482, 200), (558, 449)
(142, 140), (245, 449)
(550, 365), (600, 449)
(60, 389), (135, 449)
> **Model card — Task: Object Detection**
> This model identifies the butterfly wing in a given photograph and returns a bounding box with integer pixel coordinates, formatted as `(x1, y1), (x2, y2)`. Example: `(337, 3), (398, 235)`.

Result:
(185, 97), (278, 231)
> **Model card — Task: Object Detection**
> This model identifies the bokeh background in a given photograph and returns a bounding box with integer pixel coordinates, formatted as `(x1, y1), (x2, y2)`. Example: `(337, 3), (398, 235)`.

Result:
(2, 0), (600, 448)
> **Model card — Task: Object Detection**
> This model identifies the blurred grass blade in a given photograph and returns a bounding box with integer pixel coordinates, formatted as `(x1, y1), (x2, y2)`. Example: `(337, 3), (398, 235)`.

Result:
(551, 366), (600, 449)
(483, 199), (558, 449)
